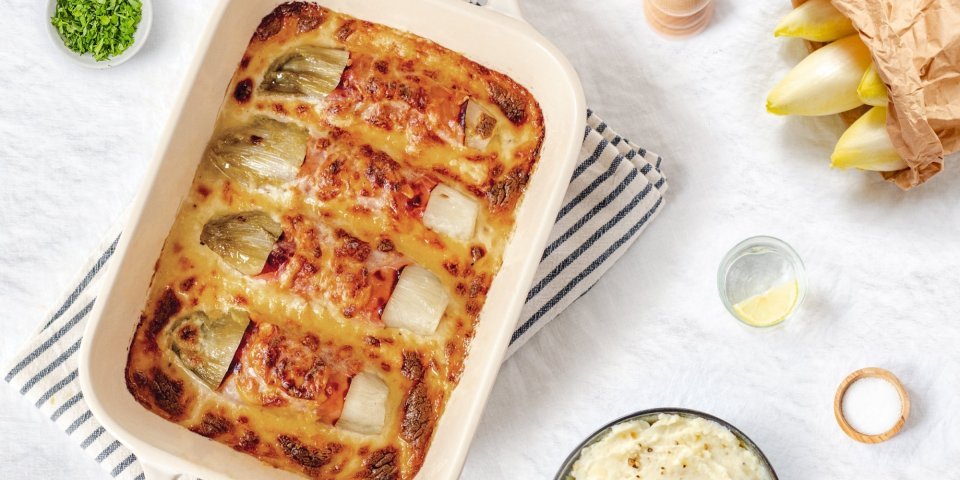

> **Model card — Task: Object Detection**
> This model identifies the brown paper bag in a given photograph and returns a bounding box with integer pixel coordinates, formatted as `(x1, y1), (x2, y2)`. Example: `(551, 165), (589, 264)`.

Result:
(831, 0), (960, 189)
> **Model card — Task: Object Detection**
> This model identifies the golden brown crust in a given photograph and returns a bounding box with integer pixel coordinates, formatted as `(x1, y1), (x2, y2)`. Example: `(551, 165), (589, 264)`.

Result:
(277, 434), (342, 469)
(125, 2), (544, 478)
(191, 412), (234, 438)
(145, 288), (182, 350)
(255, 2), (326, 42)
(360, 447), (400, 480)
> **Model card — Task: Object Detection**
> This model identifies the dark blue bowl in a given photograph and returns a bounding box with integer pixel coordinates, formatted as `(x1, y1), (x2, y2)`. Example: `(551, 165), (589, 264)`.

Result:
(555, 408), (779, 480)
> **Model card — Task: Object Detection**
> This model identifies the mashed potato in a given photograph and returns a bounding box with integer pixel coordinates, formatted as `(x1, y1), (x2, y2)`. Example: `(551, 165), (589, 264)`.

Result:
(571, 413), (771, 480)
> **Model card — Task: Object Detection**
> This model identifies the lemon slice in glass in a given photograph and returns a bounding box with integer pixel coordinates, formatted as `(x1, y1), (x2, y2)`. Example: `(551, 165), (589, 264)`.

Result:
(732, 280), (799, 327)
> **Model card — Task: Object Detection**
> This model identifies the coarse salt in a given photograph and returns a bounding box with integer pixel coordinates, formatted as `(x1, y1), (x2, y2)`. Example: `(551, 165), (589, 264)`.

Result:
(841, 376), (902, 436)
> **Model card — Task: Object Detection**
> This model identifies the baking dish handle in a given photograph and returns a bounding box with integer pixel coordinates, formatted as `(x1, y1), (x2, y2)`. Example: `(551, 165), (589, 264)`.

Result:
(483, 0), (524, 20)
(141, 462), (180, 480)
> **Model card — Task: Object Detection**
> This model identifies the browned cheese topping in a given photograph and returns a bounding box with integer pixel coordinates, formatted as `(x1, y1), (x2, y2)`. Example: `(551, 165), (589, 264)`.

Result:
(125, 2), (544, 478)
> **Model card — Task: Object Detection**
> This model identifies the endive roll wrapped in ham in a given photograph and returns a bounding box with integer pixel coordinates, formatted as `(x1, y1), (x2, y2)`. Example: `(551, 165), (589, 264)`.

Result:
(206, 117), (310, 188)
(225, 321), (359, 425)
(220, 321), (389, 434)
(382, 265), (449, 336)
(766, 34), (872, 116)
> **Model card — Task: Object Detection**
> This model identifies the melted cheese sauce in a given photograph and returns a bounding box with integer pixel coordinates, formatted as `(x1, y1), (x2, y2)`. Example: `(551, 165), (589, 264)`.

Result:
(124, 3), (544, 479)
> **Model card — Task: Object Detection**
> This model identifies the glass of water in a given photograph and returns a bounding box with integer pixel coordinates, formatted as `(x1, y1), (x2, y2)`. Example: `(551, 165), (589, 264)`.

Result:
(717, 236), (806, 328)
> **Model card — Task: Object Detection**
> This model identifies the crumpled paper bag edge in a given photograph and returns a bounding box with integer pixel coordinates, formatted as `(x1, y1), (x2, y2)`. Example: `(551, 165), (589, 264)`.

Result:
(832, 0), (960, 189)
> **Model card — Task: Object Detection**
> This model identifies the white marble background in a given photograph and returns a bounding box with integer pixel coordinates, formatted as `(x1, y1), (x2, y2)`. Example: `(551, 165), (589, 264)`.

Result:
(3, 0), (959, 478)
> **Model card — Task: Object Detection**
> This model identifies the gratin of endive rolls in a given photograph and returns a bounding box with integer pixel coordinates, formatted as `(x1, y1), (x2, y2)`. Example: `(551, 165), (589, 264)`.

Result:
(124, 2), (544, 478)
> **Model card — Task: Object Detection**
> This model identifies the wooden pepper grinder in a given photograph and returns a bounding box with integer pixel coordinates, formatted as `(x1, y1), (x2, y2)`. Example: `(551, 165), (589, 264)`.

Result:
(644, 0), (715, 37)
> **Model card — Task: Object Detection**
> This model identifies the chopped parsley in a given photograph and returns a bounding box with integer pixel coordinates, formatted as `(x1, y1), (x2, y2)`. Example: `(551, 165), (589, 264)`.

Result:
(51, 0), (143, 61)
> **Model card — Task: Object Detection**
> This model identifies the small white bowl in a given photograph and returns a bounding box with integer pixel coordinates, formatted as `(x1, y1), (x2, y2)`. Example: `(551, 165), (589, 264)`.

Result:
(46, 0), (153, 69)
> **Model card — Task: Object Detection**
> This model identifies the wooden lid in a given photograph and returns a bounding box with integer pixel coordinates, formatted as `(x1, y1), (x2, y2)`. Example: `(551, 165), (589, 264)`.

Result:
(643, 0), (714, 38)
(833, 367), (910, 443)
(649, 0), (712, 16)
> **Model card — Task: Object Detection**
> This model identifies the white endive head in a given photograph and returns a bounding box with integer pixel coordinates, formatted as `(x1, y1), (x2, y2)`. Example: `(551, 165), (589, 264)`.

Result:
(831, 106), (907, 171)
(857, 62), (889, 107)
(767, 34), (872, 116)
(774, 0), (856, 42)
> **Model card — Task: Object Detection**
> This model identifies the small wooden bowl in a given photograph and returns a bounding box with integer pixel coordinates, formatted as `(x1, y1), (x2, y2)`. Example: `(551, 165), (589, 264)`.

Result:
(790, 0), (870, 126)
(833, 367), (910, 443)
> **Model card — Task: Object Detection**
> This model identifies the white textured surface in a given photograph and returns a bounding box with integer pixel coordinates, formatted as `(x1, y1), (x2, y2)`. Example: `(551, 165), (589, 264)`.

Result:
(2, 1), (958, 479)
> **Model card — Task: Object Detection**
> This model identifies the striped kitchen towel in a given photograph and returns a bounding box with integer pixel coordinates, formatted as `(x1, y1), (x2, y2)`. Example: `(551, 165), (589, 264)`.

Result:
(2, 110), (666, 480)
(507, 111), (666, 355)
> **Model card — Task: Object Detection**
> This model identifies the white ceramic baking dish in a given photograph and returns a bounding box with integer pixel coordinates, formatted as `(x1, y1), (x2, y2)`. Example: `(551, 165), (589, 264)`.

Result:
(78, 0), (585, 478)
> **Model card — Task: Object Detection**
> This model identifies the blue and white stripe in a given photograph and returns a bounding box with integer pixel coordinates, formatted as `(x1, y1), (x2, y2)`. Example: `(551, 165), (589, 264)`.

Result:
(2, 111), (665, 478)
(507, 110), (666, 356)
(3, 232), (144, 480)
